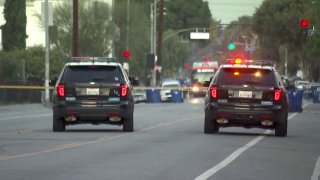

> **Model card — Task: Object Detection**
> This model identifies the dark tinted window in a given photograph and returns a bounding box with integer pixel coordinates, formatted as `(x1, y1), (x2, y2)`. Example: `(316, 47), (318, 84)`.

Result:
(217, 67), (275, 86)
(63, 65), (124, 83)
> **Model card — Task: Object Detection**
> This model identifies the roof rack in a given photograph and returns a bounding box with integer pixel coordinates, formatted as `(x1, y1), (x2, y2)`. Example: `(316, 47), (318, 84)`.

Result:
(71, 57), (117, 63)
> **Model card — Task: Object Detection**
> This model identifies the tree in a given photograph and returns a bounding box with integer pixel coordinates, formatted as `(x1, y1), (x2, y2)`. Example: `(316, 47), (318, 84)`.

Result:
(2, 0), (27, 51)
(164, 0), (212, 30)
(114, 1), (151, 83)
(253, 0), (314, 79)
(161, 29), (191, 78)
(52, 0), (119, 56)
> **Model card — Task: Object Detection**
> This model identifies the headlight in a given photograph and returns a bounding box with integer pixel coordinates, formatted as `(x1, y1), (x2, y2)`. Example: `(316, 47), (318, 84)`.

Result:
(192, 86), (200, 92)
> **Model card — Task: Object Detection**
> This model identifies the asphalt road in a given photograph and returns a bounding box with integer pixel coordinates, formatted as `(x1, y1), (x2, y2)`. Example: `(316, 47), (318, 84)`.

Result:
(0, 99), (319, 180)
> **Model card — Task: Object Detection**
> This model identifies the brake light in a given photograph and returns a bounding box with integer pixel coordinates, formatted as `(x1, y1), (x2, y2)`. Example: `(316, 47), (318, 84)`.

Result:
(210, 86), (218, 99)
(120, 84), (129, 97)
(57, 83), (65, 97)
(274, 88), (282, 101)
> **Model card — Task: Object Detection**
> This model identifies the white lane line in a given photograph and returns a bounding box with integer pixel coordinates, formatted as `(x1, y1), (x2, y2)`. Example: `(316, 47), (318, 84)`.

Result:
(0, 113), (51, 121)
(311, 156), (320, 180)
(195, 103), (310, 180)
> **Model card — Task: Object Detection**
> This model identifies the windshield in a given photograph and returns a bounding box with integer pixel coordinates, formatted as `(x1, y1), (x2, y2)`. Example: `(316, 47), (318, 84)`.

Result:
(191, 72), (214, 83)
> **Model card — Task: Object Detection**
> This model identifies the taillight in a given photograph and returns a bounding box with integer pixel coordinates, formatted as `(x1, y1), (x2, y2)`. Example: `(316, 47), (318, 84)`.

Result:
(274, 88), (282, 101)
(210, 86), (218, 99)
(57, 83), (65, 97)
(120, 84), (129, 97)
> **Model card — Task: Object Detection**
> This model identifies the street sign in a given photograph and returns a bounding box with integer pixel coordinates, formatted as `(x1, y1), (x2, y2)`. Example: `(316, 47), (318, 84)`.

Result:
(190, 32), (210, 40)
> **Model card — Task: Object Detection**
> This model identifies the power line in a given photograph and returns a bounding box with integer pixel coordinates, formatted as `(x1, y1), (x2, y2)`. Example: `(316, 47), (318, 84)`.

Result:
(207, 3), (261, 7)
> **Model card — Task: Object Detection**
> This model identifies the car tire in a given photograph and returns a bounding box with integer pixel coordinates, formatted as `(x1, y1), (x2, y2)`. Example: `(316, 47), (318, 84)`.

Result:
(275, 111), (288, 137)
(204, 115), (219, 134)
(53, 113), (65, 132)
(123, 115), (134, 132)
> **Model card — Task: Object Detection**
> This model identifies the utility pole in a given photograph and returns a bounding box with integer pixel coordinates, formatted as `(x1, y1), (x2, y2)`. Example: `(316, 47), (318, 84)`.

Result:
(126, 0), (130, 51)
(72, 0), (79, 57)
(156, 0), (164, 82)
(44, 0), (50, 105)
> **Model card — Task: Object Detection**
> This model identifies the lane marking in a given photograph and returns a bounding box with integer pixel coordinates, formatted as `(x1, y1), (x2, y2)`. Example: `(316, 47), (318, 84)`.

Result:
(311, 156), (320, 180)
(0, 113), (51, 121)
(0, 115), (200, 161)
(195, 103), (310, 180)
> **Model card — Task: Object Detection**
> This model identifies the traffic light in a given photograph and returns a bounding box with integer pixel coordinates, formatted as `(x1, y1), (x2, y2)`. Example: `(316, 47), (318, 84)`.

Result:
(184, 63), (190, 69)
(203, 56), (210, 62)
(300, 19), (309, 28)
(228, 43), (235, 50)
(123, 50), (131, 59)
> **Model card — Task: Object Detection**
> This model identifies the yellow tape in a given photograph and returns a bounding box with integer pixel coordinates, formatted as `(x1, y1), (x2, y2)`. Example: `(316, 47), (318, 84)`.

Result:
(0, 85), (207, 91)
(0, 85), (54, 90)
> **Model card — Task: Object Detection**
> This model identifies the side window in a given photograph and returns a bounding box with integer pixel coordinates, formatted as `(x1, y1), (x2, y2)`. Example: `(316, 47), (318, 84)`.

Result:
(211, 69), (220, 84)
(274, 71), (284, 87)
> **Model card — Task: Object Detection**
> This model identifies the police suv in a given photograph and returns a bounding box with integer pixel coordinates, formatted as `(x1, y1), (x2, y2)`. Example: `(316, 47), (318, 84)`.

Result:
(52, 57), (135, 132)
(203, 58), (288, 137)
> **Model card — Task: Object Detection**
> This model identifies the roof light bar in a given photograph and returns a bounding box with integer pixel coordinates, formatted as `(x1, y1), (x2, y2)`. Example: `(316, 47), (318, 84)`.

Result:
(71, 57), (117, 63)
(226, 59), (274, 66)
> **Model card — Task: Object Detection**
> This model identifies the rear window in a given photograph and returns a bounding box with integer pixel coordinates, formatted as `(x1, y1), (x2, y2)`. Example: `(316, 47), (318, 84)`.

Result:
(62, 65), (124, 83)
(217, 67), (275, 86)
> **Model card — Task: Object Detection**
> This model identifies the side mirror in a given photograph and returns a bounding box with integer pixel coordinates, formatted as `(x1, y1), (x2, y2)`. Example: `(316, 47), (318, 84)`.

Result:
(49, 78), (57, 86)
(129, 75), (139, 86)
(203, 81), (210, 87)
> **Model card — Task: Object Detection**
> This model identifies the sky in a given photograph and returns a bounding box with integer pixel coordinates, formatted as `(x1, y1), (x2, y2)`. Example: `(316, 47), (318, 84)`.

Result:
(206, 0), (265, 24)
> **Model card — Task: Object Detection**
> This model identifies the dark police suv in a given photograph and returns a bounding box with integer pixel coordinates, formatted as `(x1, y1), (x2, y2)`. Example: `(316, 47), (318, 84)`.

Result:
(52, 57), (135, 132)
(203, 58), (288, 137)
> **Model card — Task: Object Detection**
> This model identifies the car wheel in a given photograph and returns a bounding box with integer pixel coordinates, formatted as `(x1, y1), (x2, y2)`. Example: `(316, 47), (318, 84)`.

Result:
(123, 115), (134, 132)
(275, 111), (288, 137)
(53, 113), (65, 132)
(204, 114), (219, 134)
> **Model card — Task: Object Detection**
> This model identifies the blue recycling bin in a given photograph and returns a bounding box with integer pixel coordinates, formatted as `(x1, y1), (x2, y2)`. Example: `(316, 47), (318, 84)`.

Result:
(288, 89), (303, 112)
(146, 89), (161, 103)
(312, 86), (320, 103)
(171, 90), (183, 103)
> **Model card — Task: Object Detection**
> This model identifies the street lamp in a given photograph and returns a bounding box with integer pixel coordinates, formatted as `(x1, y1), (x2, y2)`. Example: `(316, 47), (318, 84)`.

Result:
(150, 0), (161, 86)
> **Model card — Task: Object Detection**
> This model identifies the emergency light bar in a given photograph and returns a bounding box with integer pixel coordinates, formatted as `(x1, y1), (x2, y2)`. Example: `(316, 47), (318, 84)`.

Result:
(71, 57), (117, 63)
(226, 59), (274, 67)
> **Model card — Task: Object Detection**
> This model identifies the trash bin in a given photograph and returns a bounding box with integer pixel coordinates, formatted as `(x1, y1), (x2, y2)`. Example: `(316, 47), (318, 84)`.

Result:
(171, 90), (183, 103)
(313, 86), (320, 103)
(288, 89), (303, 112)
(146, 89), (161, 103)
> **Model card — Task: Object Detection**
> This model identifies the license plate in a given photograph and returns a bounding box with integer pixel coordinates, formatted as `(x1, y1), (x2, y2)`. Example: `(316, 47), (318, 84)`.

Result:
(86, 88), (99, 95)
(239, 91), (252, 98)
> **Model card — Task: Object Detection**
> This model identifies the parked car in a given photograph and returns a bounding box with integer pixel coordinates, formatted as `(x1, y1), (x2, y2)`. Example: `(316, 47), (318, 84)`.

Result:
(160, 79), (182, 102)
(294, 80), (310, 90)
(133, 89), (147, 103)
